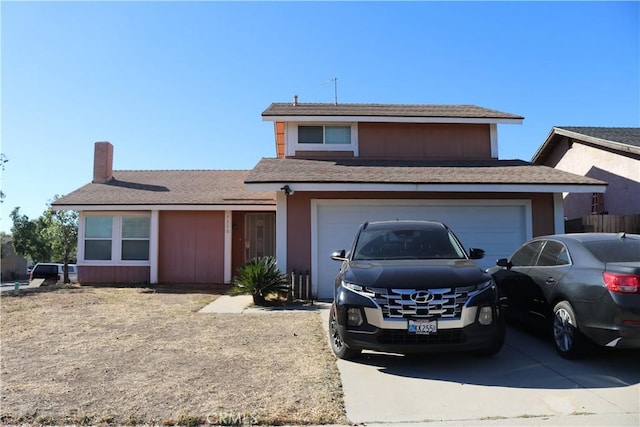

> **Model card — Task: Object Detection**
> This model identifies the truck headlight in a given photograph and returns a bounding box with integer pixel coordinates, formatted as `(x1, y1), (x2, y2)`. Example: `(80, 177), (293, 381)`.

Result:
(342, 281), (364, 292)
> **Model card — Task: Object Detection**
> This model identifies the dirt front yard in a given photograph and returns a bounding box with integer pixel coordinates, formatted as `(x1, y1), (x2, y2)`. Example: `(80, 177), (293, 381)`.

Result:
(0, 285), (346, 426)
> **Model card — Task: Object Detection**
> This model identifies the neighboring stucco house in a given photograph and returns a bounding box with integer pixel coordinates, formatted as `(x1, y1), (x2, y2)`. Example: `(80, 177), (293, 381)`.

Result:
(531, 127), (640, 220)
(53, 101), (607, 296)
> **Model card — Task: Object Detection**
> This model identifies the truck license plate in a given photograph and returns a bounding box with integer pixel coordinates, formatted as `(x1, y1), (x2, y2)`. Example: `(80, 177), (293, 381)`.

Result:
(408, 319), (437, 335)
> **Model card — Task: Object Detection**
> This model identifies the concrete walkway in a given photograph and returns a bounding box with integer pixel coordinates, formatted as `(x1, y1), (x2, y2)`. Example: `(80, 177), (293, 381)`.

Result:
(198, 294), (330, 314)
(198, 294), (253, 313)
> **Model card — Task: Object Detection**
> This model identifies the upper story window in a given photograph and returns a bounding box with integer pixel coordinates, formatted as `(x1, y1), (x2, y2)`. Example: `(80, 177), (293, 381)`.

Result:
(83, 213), (150, 262)
(298, 125), (351, 144)
(288, 123), (358, 156)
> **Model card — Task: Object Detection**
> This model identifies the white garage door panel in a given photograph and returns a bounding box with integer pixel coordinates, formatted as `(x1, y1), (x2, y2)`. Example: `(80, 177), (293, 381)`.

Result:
(314, 201), (530, 300)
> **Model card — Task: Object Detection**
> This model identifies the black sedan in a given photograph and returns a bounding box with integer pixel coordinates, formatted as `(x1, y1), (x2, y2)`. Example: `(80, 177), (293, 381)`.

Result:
(489, 233), (640, 359)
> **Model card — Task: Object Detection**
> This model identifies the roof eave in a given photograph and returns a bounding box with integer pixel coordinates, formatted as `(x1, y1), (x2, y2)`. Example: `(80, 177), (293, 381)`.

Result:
(245, 182), (606, 194)
(261, 115), (523, 125)
(52, 203), (276, 212)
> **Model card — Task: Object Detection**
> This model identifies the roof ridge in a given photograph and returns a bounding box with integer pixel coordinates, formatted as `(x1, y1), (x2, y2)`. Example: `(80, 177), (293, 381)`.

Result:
(270, 102), (481, 106)
(556, 126), (640, 130)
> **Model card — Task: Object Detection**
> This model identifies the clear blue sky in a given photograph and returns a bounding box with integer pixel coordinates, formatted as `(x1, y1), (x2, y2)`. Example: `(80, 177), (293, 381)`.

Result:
(1, 1), (638, 233)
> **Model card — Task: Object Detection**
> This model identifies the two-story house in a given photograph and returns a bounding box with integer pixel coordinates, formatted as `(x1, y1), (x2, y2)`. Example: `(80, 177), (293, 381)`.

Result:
(53, 101), (606, 297)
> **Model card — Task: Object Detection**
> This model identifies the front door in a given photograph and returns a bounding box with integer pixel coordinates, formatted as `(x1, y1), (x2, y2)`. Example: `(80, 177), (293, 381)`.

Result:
(245, 213), (276, 262)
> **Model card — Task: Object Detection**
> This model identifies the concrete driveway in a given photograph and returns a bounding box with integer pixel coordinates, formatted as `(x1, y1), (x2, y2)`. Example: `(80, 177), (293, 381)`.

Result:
(319, 309), (640, 426)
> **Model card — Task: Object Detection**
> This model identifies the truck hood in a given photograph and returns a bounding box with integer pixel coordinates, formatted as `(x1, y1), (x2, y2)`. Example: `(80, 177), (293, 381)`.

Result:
(342, 259), (491, 289)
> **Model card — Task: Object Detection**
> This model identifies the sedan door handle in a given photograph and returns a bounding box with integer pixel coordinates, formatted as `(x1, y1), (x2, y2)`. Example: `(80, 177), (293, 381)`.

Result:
(545, 277), (555, 284)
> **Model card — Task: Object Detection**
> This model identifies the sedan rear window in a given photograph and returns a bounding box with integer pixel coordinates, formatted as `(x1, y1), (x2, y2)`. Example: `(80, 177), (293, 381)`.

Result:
(583, 239), (640, 263)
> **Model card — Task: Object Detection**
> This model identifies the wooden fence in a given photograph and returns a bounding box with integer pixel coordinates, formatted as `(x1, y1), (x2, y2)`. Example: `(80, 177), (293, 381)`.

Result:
(566, 214), (640, 234)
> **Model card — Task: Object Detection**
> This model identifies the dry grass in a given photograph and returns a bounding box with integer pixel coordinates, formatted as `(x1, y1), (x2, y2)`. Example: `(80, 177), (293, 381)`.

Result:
(0, 285), (346, 426)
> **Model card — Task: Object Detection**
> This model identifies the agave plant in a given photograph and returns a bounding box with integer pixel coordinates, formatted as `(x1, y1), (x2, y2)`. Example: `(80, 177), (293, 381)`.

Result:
(230, 256), (289, 305)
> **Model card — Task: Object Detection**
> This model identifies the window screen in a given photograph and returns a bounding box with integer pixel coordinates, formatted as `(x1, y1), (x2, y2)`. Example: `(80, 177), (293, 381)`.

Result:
(122, 216), (150, 260)
(85, 216), (113, 260)
(325, 126), (351, 144)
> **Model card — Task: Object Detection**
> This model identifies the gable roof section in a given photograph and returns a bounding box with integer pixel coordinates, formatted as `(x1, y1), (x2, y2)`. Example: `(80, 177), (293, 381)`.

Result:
(262, 103), (524, 124)
(245, 158), (606, 193)
(53, 170), (276, 209)
(532, 127), (640, 163)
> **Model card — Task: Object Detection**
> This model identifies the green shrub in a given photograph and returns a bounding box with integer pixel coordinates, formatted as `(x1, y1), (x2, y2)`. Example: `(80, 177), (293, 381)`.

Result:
(230, 256), (289, 305)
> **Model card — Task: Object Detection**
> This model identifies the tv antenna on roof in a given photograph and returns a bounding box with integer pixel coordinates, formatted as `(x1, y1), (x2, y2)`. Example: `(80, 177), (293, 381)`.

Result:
(322, 77), (338, 105)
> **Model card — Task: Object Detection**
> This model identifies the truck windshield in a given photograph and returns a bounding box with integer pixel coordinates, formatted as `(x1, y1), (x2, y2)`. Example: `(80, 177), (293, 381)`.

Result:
(353, 226), (466, 260)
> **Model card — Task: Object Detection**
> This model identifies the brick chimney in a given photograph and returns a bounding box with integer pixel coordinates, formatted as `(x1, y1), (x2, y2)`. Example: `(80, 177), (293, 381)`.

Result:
(92, 141), (114, 183)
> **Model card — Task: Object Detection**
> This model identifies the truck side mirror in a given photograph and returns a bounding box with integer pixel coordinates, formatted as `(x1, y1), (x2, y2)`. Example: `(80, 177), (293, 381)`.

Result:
(469, 248), (485, 260)
(331, 250), (347, 261)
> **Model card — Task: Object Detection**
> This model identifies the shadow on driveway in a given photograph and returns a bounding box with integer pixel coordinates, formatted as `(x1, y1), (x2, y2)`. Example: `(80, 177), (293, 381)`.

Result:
(346, 324), (640, 390)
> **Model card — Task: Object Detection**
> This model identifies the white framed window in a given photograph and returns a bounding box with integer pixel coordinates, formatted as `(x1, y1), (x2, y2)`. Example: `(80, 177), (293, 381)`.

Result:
(83, 213), (150, 263)
(298, 125), (351, 144)
(287, 123), (358, 155)
(85, 216), (114, 260)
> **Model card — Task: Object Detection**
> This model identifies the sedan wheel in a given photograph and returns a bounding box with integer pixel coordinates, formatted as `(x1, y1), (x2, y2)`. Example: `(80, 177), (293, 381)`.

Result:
(552, 301), (587, 359)
(329, 305), (361, 360)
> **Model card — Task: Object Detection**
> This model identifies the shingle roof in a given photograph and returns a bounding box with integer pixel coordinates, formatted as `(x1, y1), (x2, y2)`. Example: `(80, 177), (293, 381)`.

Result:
(53, 170), (276, 207)
(245, 158), (606, 186)
(532, 127), (640, 163)
(555, 127), (640, 148)
(262, 103), (524, 120)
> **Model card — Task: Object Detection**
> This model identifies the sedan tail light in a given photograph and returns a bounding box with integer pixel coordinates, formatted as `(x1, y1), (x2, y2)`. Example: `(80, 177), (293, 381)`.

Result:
(603, 272), (640, 293)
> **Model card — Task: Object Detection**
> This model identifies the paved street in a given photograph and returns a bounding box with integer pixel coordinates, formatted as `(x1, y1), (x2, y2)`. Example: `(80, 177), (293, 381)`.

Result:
(0, 280), (29, 292)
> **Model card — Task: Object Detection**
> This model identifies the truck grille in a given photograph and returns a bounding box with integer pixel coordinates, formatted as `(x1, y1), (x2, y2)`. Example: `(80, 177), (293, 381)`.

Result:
(365, 286), (479, 319)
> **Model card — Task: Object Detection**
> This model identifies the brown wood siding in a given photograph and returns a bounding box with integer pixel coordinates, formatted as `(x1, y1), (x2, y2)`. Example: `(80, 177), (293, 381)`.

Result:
(78, 265), (150, 284)
(231, 211), (246, 278)
(158, 211), (225, 284)
(285, 192), (555, 274)
(358, 123), (492, 160)
(286, 195), (313, 273)
(276, 122), (285, 158)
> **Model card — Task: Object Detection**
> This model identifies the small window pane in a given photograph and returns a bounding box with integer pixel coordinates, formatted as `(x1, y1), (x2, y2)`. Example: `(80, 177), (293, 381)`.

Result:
(298, 126), (323, 144)
(85, 240), (112, 260)
(122, 240), (149, 260)
(511, 241), (544, 266)
(537, 241), (568, 266)
(123, 216), (150, 238)
(85, 216), (112, 238)
(325, 126), (351, 144)
(557, 248), (570, 265)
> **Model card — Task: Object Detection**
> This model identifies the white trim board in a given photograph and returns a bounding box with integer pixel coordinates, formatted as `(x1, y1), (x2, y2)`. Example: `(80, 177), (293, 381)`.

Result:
(247, 183), (606, 194)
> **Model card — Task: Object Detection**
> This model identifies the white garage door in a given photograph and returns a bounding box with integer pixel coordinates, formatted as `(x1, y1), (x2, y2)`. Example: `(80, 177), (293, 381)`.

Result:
(312, 200), (531, 300)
